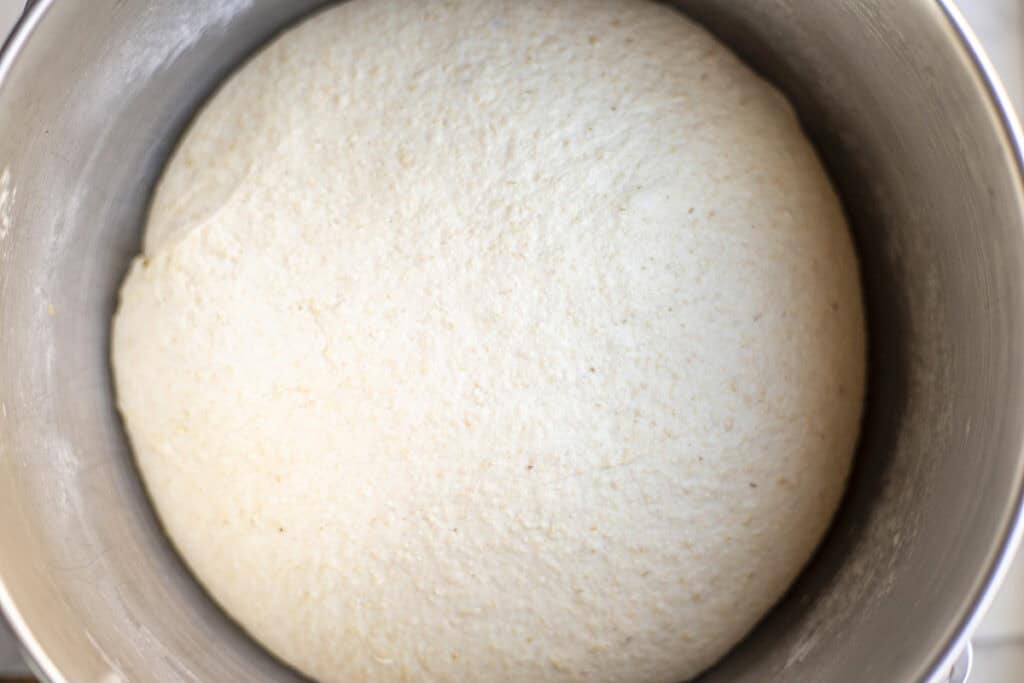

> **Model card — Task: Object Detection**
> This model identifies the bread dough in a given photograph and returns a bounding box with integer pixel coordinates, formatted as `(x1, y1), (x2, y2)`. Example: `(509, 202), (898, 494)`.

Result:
(111, 1), (866, 681)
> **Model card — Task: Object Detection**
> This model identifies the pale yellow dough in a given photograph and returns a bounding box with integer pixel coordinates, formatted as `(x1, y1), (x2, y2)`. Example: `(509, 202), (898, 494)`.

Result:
(112, 1), (866, 681)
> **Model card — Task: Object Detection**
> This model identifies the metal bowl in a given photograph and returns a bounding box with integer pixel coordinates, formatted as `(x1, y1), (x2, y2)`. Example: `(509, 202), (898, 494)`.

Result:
(1, 1), (1023, 682)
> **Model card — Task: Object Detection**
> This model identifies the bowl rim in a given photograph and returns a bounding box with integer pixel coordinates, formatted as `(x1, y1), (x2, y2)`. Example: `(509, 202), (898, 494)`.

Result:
(0, 1), (1022, 682)
(914, 3), (1024, 681)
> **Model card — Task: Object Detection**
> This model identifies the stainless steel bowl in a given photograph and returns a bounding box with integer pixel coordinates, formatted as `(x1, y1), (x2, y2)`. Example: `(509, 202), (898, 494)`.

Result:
(1, 1), (1023, 682)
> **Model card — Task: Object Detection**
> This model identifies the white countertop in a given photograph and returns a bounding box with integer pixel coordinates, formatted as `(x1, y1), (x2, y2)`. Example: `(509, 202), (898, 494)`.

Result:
(0, 1), (1023, 681)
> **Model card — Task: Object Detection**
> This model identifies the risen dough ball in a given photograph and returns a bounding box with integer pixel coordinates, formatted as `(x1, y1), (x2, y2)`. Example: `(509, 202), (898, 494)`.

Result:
(112, 1), (866, 681)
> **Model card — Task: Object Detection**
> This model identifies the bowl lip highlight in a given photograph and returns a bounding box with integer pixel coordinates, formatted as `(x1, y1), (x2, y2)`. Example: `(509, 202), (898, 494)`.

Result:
(0, 1), (1022, 682)
(0, 0), (59, 678)
(915, 3), (1024, 681)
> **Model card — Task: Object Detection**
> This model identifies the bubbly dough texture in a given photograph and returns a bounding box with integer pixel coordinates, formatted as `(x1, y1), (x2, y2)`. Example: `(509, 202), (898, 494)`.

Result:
(112, 1), (866, 681)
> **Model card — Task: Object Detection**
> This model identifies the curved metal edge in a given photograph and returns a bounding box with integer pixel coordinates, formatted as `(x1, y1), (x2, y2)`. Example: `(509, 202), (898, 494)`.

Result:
(0, 0), (63, 680)
(0, 3), (1020, 683)
(924, 3), (1024, 682)
(947, 642), (974, 683)
(0, 614), (30, 676)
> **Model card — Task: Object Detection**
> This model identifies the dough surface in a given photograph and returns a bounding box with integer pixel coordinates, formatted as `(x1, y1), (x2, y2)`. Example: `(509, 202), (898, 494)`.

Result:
(112, 1), (866, 681)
